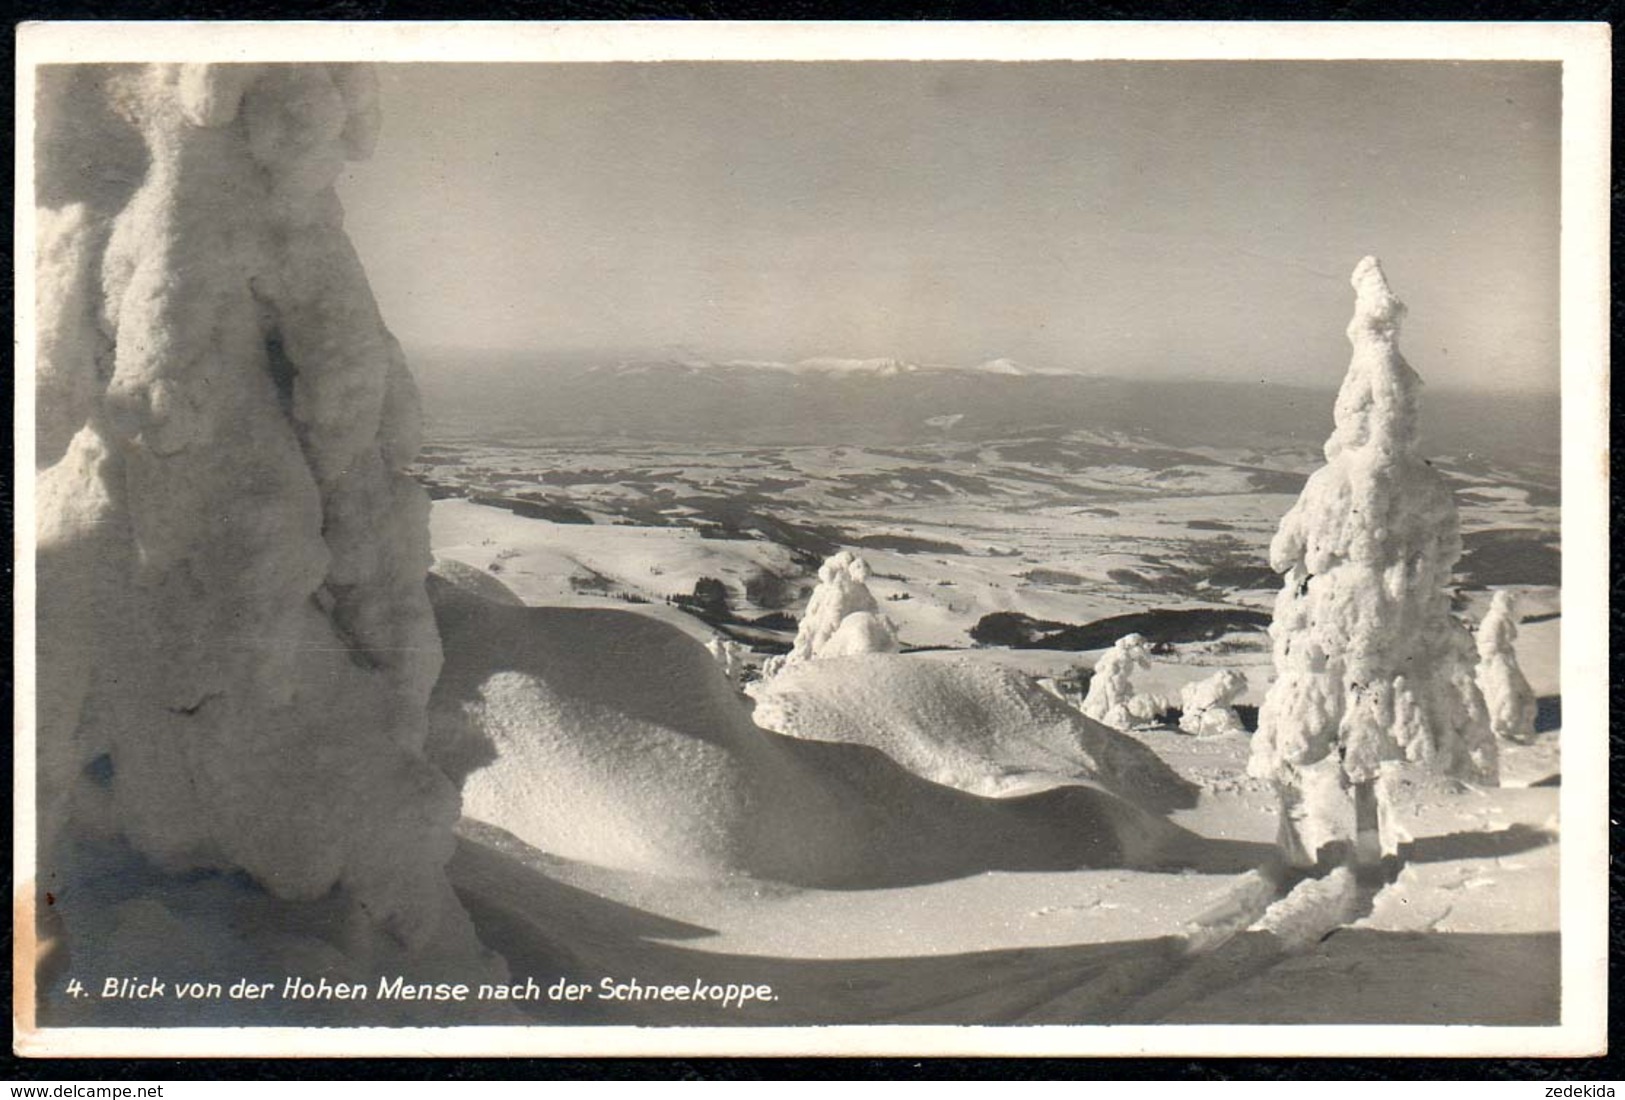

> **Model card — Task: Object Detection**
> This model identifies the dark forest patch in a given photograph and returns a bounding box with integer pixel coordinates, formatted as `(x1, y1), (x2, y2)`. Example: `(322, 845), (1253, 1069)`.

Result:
(1023, 568), (1087, 587)
(469, 492), (594, 525)
(850, 533), (966, 555)
(971, 607), (1272, 651)
(1455, 528), (1561, 588)
(1203, 564), (1281, 590)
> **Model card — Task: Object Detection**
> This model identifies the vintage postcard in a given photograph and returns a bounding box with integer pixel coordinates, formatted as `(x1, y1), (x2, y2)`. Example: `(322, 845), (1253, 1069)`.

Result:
(13, 21), (1610, 1058)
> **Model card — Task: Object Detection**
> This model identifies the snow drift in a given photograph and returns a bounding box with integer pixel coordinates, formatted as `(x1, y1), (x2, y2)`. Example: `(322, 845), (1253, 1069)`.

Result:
(428, 580), (1200, 888)
(431, 555), (525, 606)
(32, 63), (496, 1011)
(748, 653), (1196, 808)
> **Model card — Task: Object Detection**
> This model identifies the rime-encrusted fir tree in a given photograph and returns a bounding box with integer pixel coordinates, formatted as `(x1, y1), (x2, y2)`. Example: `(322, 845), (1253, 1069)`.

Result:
(761, 550), (899, 677)
(1476, 590), (1538, 744)
(1248, 257), (1497, 871)
(706, 636), (748, 687)
(34, 64), (497, 992)
(1179, 669), (1248, 738)
(1080, 633), (1159, 729)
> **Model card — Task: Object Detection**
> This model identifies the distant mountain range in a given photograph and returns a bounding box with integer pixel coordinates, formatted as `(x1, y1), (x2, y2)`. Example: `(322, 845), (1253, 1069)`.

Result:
(411, 348), (1559, 468)
(588, 356), (1085, 378)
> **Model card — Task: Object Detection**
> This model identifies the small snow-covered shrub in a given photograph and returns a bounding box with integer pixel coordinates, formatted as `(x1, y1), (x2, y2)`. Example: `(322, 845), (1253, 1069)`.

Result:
(1476, 590), (1537, 744)
(763, 551), (899, 677)
(1179, 669), (1248, 737)
(1080, 633), (1156, 729)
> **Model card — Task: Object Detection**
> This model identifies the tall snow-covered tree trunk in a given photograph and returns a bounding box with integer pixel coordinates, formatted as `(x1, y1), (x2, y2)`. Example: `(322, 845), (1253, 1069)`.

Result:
(1248, 257), (1497, 871)
(33, 64), (494, 987)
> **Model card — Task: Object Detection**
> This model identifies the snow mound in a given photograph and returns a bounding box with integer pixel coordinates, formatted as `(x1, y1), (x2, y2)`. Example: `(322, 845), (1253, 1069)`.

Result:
(429, 583), (1189, 887)
(1250, 867), (1360, 951)
(33, 62), (492, 992)
(430, 555), (525, 606)
(747, 653), (1197, 810)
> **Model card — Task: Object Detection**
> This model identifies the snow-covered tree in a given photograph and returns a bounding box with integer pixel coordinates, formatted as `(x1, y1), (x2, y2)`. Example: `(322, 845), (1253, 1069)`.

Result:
(1081, 633), (1159, 728)
(706, 636), (748, 686)
(1179, 669), (1248, 737)
(763, 551), (898, 676)
(34, 64), (493, 987)
(1476, 590), (1538, 744)
(1248, 257), (1497, 870)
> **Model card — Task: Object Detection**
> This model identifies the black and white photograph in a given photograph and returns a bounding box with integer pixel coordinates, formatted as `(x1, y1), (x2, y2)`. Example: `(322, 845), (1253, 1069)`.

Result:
(14, 22), (1610, 1058)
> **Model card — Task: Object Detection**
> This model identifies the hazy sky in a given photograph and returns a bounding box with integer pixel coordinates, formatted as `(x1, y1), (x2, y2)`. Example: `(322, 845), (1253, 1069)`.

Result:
(339, 61), (1560, 392)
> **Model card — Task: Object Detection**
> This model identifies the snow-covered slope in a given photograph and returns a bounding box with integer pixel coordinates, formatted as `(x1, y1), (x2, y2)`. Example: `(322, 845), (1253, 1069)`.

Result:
(430, 555), (525, 606)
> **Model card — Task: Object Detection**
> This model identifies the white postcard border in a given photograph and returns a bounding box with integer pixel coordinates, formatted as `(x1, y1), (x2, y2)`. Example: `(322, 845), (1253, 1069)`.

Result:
(13, 20), (1612, 1060)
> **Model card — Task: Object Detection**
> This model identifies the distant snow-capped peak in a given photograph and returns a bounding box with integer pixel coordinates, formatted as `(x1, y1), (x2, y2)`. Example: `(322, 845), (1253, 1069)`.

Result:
(790, 356), (923, 376)
(975, 357), (1031, 375)
(969, 357), (1084, 377)
(590, 355), (1087, 378)
(713, 357), (928, 376)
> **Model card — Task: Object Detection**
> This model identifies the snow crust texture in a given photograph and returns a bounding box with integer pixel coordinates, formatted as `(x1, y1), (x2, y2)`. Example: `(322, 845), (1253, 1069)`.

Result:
(1249, 258), (1497, 787)
(1475, 591), (1537, 744)
(764, 551), (899, 677)
(1081, 634), (1160, 729)
(1178, 669), (1248, 738)
(748, 653), (1197, 809)
(35, 65), (488, 972)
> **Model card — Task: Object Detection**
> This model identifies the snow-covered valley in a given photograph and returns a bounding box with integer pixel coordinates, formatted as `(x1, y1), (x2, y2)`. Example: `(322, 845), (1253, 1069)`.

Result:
(399, 380), (1563, 1029)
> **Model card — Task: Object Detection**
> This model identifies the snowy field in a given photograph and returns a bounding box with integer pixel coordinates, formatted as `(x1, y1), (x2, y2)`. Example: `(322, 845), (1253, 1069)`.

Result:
(421, 416), (1559, 655)
(407, 398), (1562, 1028)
